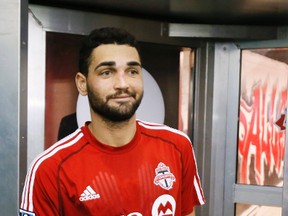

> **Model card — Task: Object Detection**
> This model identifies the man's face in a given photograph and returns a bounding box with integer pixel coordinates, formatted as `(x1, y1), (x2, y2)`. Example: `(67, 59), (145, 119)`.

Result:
(86, 44), (143, 122)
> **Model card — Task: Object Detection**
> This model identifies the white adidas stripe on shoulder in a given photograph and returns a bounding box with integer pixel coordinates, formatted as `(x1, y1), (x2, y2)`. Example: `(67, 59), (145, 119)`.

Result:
(194, 176), (205, 205)
(136, 119), (163, 126)
(21, 129), (83, 211)
(137, 120), (191, 143)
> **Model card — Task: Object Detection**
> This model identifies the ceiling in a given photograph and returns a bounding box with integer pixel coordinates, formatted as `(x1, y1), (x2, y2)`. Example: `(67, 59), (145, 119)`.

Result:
(30, 0), (288, 26)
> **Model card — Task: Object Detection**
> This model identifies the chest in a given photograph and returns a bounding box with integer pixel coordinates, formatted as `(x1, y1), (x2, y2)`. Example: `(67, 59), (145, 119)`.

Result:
(60, 142), (183, 215)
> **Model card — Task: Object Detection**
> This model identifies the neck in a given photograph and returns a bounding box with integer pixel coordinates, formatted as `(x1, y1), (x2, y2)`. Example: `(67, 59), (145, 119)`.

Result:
(88, 114), (137, 147)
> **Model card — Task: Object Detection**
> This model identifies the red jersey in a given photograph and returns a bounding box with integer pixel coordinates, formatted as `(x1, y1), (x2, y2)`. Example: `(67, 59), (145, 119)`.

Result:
(20, 120), (205, 216)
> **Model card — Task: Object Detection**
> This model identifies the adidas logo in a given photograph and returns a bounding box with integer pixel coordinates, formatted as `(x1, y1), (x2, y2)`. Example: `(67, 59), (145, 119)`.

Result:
(79, 185), (100, 201)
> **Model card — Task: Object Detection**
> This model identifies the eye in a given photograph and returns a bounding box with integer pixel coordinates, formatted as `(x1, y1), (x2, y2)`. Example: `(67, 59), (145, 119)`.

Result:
(100, 70), (112, 76)
(128, 68), (139, 75)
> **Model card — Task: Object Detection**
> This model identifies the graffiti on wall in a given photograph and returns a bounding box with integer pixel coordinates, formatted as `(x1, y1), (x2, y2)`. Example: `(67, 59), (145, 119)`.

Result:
(237, 50), (288, 186)
(238, 82), (286, 185)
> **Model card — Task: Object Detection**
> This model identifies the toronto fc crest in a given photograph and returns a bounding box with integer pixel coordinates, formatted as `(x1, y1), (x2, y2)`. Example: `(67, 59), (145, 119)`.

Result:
(154, 162), (176, 190)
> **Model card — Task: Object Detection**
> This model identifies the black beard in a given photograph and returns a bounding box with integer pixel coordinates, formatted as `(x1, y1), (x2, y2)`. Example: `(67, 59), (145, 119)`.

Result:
(87, 88), (143, 123)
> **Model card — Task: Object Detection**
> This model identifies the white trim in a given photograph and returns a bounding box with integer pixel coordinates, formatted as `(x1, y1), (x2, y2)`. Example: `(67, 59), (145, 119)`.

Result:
(194, 176), (205, 205)
(137, 120), (191, 143)
(21, 130), (83, 211)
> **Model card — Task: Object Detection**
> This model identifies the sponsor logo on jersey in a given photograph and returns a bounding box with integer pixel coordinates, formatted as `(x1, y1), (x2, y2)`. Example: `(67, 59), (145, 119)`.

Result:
(119, 195), (176, 216)
(154, 162), (176, 190)
(151, 194), (176, 216)
(19, 209), (36, 216)
(79, 185), (100, 201)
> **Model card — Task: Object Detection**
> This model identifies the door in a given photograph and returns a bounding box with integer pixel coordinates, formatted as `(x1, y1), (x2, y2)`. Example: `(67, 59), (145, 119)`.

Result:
(223, 40), (288, 216)
(188, 40), (288, 216)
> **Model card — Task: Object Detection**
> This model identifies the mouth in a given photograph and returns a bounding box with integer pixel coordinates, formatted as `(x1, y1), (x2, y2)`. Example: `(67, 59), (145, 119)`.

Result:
(108, 92), (135, 103)
(108, 91), (136, 101)
(111, 95), (132, 102)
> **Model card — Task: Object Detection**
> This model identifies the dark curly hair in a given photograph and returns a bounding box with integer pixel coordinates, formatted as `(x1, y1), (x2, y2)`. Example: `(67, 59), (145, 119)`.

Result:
(78, 27), (141, 76)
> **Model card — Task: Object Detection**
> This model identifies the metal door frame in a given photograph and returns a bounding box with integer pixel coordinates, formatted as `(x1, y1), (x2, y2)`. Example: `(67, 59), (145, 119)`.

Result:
(0, 0), (28, 215)
(169, 22), (280, 216)
(231, 39), (288, 216)
(195, 40), (288, 216)
(193, 42), (242, 216)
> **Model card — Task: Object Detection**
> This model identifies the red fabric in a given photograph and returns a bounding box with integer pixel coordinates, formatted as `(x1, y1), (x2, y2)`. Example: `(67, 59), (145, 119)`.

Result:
(20, 120), (205, 216)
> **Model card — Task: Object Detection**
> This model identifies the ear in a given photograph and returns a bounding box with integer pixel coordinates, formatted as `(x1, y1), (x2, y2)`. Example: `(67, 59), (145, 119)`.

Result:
(75, 72), (88, 96)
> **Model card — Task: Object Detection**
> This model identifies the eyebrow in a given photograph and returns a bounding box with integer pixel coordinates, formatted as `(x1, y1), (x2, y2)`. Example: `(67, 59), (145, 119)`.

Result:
(94, 61), (142, 71)
(127, 61), (142, 67)
(94, 61), (115, 71)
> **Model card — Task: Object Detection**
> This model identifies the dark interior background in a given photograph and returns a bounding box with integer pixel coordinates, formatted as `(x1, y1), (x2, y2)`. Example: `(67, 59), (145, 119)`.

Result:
(30, 0), (288, 26)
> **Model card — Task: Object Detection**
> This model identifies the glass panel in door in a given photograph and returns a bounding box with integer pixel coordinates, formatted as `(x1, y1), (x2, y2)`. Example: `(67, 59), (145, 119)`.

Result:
(236, 48), (288, 215)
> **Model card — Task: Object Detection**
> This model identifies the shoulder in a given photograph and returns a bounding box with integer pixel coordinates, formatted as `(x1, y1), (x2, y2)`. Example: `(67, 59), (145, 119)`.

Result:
(29, 129), (86, 174)
(21, 129), (88, 209)
(137, 120), (192, 145)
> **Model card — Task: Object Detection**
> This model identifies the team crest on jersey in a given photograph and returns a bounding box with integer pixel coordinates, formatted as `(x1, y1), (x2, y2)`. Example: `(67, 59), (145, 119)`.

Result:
(154, 162), (175, 190)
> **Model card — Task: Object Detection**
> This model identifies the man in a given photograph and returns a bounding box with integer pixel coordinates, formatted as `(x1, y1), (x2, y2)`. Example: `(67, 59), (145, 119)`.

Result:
(20, 27), (205, 216)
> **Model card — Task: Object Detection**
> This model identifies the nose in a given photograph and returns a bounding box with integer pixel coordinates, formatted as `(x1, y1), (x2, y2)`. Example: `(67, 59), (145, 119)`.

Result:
(114, 70), (129, 89)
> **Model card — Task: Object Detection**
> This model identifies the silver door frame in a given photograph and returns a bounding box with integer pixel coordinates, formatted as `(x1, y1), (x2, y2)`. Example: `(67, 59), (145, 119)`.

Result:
(232, 39), (288, 216)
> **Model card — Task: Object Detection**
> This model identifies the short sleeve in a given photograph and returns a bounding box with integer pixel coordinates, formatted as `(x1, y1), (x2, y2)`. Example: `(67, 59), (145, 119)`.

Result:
(181, 139), (205, 215)
(20, 160), (60, 216)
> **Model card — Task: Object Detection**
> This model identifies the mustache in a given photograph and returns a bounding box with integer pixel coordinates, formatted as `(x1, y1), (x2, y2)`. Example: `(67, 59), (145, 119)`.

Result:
(107, 89), (136, 100)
